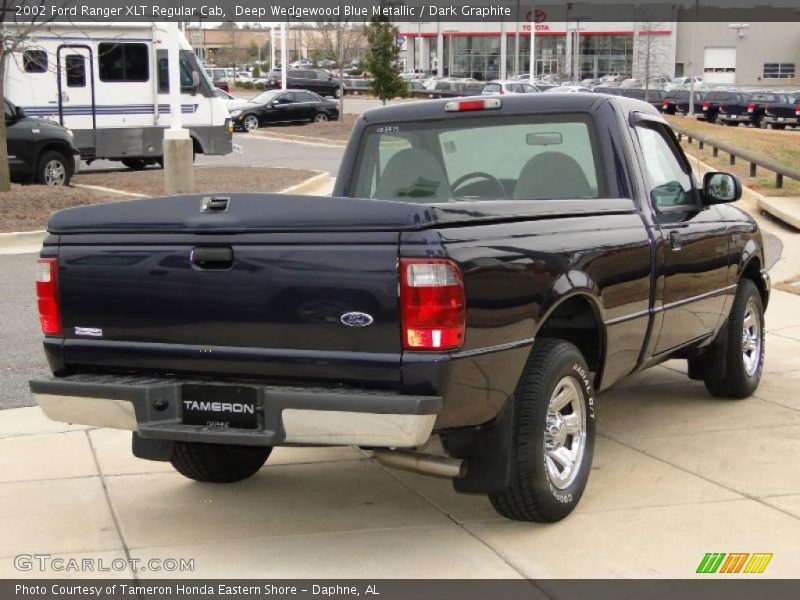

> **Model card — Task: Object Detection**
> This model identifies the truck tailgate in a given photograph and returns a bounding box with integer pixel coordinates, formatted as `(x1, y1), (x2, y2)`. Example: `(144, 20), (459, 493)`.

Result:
(49, 194), (405, 383)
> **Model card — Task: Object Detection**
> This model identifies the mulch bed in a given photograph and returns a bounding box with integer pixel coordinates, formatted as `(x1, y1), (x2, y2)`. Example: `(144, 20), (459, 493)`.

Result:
(263, 114), (358, 142)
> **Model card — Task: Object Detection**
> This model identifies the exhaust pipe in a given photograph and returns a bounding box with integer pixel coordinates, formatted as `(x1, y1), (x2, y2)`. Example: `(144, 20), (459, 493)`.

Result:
(373, 449), (466, 479)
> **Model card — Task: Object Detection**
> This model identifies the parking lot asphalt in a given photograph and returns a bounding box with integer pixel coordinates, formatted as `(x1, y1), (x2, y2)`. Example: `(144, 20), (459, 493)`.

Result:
(79, 132), (345, 177)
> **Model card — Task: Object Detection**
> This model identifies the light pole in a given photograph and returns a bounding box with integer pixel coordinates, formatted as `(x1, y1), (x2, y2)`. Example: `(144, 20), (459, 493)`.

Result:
(529, 2), (536, 83)
(443, 28), (458, 77)
(270, 26), (276, 72)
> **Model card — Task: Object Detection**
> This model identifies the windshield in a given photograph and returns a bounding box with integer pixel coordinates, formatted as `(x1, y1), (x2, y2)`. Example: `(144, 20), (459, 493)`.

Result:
(251, 90), (282, 104)
(350, 115), (603, 203)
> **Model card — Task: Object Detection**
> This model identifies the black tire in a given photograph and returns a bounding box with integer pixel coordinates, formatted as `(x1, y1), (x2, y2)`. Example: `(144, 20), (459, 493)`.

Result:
(725, 121), (739, 127)
(489, 339), (596, 522)
(36, 150), (72, 186)
(170, 442), (271, 483)
(772, 124), (786, 130)
(703, 279), (765, 399)
(121, 158), (147, 170)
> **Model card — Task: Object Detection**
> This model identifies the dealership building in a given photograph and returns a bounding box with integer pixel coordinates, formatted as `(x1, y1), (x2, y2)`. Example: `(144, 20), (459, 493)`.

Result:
(398, 18), (799, 87)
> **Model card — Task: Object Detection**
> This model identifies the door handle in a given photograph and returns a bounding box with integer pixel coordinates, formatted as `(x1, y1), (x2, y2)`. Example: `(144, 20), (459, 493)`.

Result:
(669, 231), (683, 251)
(190, 247), (234, 270)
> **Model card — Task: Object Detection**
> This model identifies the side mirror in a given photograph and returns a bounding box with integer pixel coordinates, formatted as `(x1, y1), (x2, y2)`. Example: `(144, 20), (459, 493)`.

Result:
(702, 172), (741, 205)
(15, 106), (25, 121)
(191, 71), (200, 90)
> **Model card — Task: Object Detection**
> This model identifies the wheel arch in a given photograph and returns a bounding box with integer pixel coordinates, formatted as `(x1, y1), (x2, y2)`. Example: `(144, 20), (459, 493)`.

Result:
(36, 142), (76, 170)
(534, 281), (607, 389)
(740, 255), (768, 308)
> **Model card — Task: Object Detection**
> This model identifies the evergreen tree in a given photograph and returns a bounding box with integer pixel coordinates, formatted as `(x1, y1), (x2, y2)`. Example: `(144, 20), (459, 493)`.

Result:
(364, 17), (407, 105)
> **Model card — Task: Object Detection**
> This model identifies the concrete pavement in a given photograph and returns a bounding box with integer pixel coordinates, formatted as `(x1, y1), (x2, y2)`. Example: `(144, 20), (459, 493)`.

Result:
(3, 313), (800, 579)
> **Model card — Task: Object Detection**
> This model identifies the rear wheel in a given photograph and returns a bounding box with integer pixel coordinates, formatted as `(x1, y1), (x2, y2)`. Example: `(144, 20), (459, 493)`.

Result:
(702, 279), (765, 398)
(121, 158), (147, 170)
(313, 112), (329, 123)
(243, 114), (259, 132)
(489, 339), (596, 522)
(333, 87), (342, 99)
(36, 150), (72, 186)
(170, 442), (271, 483)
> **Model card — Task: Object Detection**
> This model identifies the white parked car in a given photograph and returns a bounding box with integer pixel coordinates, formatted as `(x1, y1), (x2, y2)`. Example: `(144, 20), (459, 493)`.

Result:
(482, 81), (540, 95)
(544, 85), (593, 93)
(215, 88), (249, 114)
(665, 76), (704, 91)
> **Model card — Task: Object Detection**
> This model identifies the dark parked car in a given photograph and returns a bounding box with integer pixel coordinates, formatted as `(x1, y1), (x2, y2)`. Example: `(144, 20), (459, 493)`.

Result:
(758, 93), (798, 129)
(5, 99), (79, 186)
(424, 81), (485, 99)
(620, 88), (667, 110)
(699, 90), (748, 124)
(229, 89), (340, 132)
(31, 94), (769, 524)
(661, 90), (706, 115)
(745, 92), (794, 128)
(266, 69), (342, 98)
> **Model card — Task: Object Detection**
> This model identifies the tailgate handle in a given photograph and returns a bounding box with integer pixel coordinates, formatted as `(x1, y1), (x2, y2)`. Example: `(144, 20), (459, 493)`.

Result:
(201, 196), (230, 212)
(191, 247), (234, 270)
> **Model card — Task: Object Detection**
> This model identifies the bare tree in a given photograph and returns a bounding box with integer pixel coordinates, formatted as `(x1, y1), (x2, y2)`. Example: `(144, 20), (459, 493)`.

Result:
(0, 0), (77, 191)
(313, 19), (366, 113)
(632, 19), (671, 101)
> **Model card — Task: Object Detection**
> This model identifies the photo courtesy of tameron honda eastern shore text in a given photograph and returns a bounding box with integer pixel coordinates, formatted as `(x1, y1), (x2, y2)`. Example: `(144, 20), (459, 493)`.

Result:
(30, 93), (769, 522)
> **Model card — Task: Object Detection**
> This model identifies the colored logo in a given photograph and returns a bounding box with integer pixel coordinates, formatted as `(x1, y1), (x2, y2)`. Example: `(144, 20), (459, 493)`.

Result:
(696, 553), (773, 574)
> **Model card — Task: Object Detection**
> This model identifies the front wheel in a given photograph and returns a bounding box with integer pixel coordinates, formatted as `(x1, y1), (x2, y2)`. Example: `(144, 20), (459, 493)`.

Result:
(489, 339), (596, 522)
(333, 87), (342, 99)
(313, 112), (329, 123)
(242, 114), (259, 132)
(36, 150), (72, 186)
(703, 279), (765, 398)
(170, 442), (271, 483)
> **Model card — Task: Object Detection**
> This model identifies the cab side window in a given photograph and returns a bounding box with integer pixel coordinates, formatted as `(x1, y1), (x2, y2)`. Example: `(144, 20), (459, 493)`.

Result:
(636, 123), (695, 208)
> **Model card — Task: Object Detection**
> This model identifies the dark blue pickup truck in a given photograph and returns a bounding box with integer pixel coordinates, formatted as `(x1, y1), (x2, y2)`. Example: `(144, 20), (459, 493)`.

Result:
(30, 94), (769, 522)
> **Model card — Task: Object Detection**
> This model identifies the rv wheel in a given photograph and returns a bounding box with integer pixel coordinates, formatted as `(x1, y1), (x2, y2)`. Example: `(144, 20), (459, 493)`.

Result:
(121, 159), (147, 171)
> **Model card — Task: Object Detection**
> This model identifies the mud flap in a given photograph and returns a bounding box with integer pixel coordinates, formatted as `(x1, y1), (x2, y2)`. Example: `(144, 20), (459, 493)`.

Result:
(440, 396), (514, 494)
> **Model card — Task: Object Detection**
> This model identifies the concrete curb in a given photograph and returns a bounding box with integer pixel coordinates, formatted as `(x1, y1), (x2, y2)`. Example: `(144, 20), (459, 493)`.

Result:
(250, 132), (347, 148)
(72, 183), (151, 198)
(756, 197), (800, 231)
(0, 230), (47, 255)
(280, 172), (336, 196)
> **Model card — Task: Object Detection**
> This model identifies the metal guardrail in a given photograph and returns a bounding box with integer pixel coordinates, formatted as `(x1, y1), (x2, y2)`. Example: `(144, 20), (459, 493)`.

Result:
(672, 124), (800, 189)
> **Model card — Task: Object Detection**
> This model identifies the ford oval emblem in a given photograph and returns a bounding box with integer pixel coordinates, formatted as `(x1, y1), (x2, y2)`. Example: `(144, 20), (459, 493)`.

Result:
(340, 312), (374, 327)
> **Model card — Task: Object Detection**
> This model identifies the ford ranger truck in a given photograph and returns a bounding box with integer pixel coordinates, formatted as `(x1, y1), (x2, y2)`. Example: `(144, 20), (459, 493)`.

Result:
(30, 94), (770, 522)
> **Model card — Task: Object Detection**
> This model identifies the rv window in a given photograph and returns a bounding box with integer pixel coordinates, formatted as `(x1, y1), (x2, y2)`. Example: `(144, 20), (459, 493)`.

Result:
(157, 57), (195, 93)
(23, 49), (47, 73)
(98, 43), (149, 82)
(65, 55), (86, 87)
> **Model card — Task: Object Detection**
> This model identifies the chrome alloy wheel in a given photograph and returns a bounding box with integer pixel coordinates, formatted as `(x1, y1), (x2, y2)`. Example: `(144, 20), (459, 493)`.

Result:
(43, 159), (66, 186)
(544, 376), (587, 490)
(243, 115), (259, 132)
(742, 298), (763, 377)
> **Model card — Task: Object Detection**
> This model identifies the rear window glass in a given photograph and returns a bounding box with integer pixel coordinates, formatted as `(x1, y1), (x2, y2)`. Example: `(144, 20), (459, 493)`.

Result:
(351, 115), (603, 203)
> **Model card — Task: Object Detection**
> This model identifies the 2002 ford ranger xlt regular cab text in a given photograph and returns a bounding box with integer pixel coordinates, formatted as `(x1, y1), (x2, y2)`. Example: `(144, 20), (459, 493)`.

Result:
(30, 94), (769, 522)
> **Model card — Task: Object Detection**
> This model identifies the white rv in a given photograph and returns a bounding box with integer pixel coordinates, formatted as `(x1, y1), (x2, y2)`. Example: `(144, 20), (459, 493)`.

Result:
(4, 23), (232, 169)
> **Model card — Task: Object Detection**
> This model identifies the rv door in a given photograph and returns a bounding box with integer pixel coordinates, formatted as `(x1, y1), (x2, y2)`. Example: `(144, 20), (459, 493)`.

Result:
(57, 45), (96, 156)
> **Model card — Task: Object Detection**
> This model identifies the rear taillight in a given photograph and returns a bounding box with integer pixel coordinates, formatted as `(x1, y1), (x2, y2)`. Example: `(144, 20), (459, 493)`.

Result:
(719, 104), (726, 110)
(702, 101), (710, 110)
(795, 105), (800, 115)
(36, 258), (61, 336)
(444, 98), (501, 112)
(662, 100), (669, 108)
(400, 259), (465, 351)
(747, 103), (755, 112)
